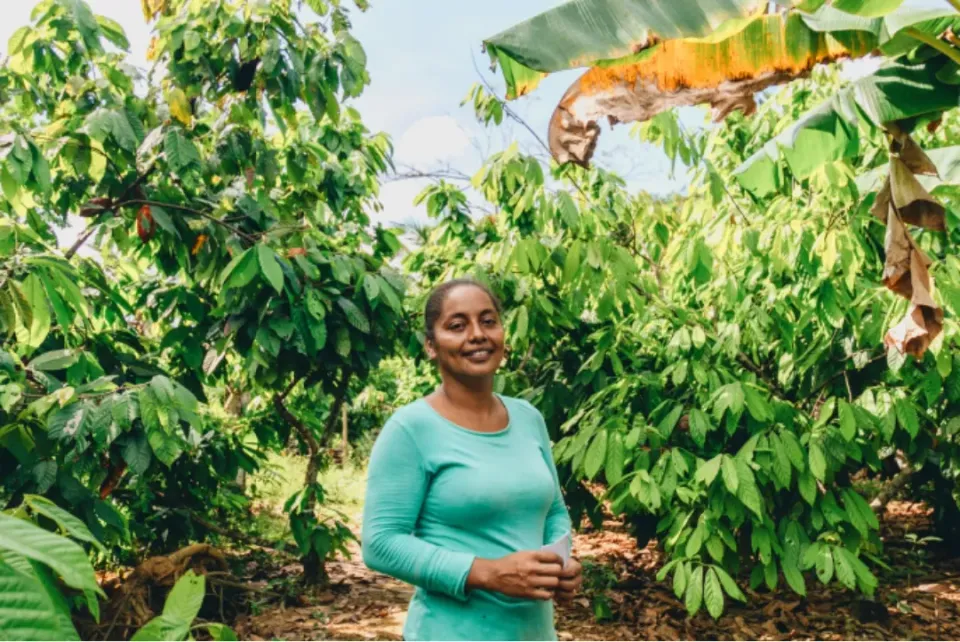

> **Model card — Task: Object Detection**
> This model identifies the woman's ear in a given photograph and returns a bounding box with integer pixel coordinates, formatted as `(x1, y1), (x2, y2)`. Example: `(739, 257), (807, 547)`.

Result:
(424, 338), (437, 360)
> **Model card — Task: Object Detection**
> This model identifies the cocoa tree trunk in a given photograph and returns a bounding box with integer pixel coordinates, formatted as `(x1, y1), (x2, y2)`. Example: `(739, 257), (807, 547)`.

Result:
(274, 370), (351, 586)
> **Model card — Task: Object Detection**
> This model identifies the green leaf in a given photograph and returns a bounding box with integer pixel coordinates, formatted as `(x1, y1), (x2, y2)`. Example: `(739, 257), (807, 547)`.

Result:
(164, 128), (200, 172)
(338, 297), (371, 333)
(704, 568), (724, 620)
(809, 442), (827, 481)
(23, 274), (51, 349)
(781, 430), (805, 470)
(685, 565), (704, 616)
(0, 553), (81, 641)
(147, 428), (182, 467)
(47, 403), (89, 441)
(721, 455), (739, 493)
(688, 408), (712, 447)
(257, 245), (285, 295)
(122, 433), (152, 475)
(842, 488), (880, 533)
(782, 558), (807, 596)
(685, 521), (706, 557)
(22, 495), (102, 552)
(131, 615), (189, 642)
(833, 547), (857, 589)
(27, 349), (79, 372)
(604, 432), (625, 486)
(743, 386), (772, 422)
(515, 306), (530, 341)
(62, 0), (101, 53)
(714, 383), (744, 420)
(771, 433), (793, 488)
(838, 400), (857, 441)
(816, 545), (835, 584)
(96, 15), (130, 49)
(673, 562), (688, 600)
(713, 566), (746, 602)
(0, 513), (101, 597)
(221, 249), (259, 291)
(736, 458), (764, 518)
(706, 534), (725, 562)
(206, 623), (239, 641)
(583, 430), (608, 480)
(162, 570), (205, 624)
(815, 397), (836, 428)
(696, 455), (722, 486)
(799, 469), (817, 505)
(656, 405), (684, 439)
(894, 399), (919, 439)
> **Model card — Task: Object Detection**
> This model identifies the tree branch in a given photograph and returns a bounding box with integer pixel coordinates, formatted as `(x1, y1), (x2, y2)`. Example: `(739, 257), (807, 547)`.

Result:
(119, 198), (259, 244)
(177, 509), (295, 553)
(65, 226), (99, 260)
(65, 167), (157, 260)
(322, 369), (352, 443)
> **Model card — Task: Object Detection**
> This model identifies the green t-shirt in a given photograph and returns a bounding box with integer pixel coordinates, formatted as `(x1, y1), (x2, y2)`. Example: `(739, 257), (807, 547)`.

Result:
(361, 395), (572, 641)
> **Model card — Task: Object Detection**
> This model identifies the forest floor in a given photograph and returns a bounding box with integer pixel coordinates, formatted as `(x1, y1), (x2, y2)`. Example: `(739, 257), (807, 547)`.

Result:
(224, 497), (960, 641)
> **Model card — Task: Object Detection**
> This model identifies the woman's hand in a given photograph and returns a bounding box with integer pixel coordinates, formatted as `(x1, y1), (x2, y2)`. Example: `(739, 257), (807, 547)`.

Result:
(555, 558), (582, 601)
(467, 551), (564, 600)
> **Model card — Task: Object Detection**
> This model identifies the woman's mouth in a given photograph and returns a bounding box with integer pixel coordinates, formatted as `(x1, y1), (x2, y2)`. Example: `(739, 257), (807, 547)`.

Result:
(462, 347), (495, 363)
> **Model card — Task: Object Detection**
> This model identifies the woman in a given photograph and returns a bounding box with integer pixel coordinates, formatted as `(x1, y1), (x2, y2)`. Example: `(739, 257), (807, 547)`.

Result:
(362, 278), (582, 641)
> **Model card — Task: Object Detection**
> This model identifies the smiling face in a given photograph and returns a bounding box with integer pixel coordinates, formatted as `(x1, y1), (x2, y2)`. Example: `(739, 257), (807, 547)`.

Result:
(425, 284), (505, 380)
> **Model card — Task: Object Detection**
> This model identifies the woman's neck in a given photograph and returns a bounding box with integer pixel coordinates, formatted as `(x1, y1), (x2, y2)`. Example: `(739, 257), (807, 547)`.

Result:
(438, 373), (496, 413)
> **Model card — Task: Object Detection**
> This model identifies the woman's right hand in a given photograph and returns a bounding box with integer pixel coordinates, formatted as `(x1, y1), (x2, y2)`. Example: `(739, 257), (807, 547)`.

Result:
(466, 551), (564, 600)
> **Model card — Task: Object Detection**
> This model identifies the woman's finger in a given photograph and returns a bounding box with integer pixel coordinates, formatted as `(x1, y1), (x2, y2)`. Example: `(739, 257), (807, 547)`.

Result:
(530, 588), (555, 601)
(557, 578), (580, 592)
(532, 574), (560, 589)
(559, 560), (582, 579)
(535, 562), (564, 576)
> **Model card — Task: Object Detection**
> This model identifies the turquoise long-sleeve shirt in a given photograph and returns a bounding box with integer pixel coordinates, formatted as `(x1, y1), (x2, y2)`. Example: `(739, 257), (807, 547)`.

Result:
(361, 395), (572, 641)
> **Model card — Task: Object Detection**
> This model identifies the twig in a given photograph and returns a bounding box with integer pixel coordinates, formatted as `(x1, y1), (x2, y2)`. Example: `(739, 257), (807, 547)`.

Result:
(65, 225), (99, 260)
(177, 509), (295, 554)
(870, 464), (914, 514)
(66, 167), (157, 259)
(119, 199), (259, 243)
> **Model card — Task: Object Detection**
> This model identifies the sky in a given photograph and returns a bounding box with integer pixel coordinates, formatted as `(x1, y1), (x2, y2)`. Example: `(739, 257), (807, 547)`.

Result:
(0, 1), (878, 236)
(1, 0), (700, 236)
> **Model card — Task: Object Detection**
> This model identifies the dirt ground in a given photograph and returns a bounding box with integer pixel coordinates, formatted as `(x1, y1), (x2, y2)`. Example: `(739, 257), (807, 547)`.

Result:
(228, 501), (960, 641)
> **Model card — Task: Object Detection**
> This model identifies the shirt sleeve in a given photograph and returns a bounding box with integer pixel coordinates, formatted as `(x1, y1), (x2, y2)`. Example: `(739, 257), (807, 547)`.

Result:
(361, 417), (476, 601)
(529, 403), (573, 545)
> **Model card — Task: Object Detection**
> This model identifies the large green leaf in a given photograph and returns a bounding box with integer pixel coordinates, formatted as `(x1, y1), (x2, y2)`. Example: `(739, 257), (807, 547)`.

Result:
(0, 552), (80, 641)
(484, 0), (764, 98)
(0, 514), (101, 598)
(21, 495), (103, 553)
(736, 56), (960, 196)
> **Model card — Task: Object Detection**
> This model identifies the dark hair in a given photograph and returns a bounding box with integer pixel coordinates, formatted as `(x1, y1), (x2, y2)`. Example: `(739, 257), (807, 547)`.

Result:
(424, 278), (503, 341)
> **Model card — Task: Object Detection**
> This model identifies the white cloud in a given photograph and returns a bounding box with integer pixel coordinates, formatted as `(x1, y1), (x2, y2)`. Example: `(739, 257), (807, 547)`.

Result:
(370, 179), (431, 228)
(393, 115), (471, 167)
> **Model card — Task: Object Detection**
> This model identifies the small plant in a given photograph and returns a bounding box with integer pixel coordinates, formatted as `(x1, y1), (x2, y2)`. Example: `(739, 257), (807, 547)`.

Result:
(903, 532), (942, 589)
(580, 558), (619, 622)
(131, 570), (238, 641)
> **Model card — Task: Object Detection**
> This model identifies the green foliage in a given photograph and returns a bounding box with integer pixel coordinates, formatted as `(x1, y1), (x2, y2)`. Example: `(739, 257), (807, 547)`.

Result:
(404, 76), (960, 618)
(0, 502), (103, 641)
(0, 0), (403, 582)
(131, 571), (237, 642)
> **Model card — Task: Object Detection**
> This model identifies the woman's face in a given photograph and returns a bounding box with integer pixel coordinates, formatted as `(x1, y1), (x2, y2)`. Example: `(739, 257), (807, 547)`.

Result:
(426, 285), (505, 379)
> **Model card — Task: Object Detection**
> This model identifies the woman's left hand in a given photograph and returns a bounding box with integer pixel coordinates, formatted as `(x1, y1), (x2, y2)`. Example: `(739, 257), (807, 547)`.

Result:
(555, 558), (582, 601)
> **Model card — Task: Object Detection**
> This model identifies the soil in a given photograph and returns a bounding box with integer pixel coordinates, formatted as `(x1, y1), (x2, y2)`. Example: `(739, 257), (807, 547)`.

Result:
(226, 500), (960, 641)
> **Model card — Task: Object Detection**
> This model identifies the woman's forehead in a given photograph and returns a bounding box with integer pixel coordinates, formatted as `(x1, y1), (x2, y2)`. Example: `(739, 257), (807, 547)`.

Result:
(441, 285), (496, 315)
